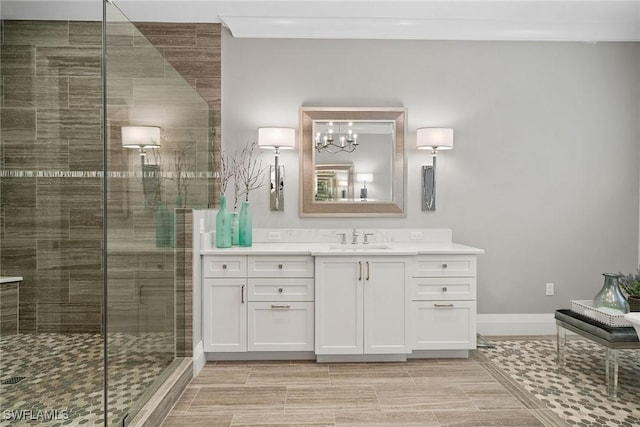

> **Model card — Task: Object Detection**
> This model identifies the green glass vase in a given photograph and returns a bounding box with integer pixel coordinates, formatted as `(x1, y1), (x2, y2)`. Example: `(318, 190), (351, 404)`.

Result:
(155, 201), (170, 247)
(594, 273), (629, 313)
(239, 200), (252, 247)
(231, 211), (240, 245)
(215, 195), (232, 248)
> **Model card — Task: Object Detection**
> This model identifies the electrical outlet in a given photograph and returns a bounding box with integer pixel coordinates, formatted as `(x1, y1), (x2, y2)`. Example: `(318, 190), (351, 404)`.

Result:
(267, 231), (281, 241)
(546, 282), (555, 296)
(410, 231), (423, 240)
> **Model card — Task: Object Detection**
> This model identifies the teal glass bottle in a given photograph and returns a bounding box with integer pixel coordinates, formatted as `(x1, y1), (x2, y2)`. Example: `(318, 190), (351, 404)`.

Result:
(155, 201), (169, 247)
(231, 211), (240, 245)
(215, 194), (232, 248)
(168, 209), (175, 248)
(239, 200), (252, 247)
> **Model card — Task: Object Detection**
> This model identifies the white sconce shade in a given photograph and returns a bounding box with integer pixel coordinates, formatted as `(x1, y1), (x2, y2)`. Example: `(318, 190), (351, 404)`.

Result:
(121, 126), (161, 148)
(356, 173), (373, 183)
(258, 127), (296, 149)
(416, 128), (454, 150)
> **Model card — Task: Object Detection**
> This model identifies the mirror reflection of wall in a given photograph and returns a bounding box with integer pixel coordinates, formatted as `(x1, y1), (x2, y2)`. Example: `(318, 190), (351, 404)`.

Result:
(314, 164), (354, 201)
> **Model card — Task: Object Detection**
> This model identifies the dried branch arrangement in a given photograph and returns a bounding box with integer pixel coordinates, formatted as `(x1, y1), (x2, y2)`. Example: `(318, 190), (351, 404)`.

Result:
(237, 141), (266, 202)
(218, 149), (235, 196)
(218, 141), (266, 210)
(171, 143), (197, 206)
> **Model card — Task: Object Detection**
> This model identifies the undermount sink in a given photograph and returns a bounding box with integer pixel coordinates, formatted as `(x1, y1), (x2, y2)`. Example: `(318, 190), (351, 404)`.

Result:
(328, 244), (391, 250)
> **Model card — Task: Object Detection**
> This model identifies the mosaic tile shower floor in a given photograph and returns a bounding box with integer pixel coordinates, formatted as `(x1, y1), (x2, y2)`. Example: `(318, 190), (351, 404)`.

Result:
(0, 333), (174, 426)
(480, 338), (640, 427)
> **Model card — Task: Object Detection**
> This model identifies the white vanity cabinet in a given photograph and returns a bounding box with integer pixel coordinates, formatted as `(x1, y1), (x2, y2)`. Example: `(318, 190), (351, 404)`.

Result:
(202, 256), (247, 352)
(202, 254), (314, 354)
(315, 256), (410, 355)
(411, 255), (477, 350)
(247, 256), (315, 351)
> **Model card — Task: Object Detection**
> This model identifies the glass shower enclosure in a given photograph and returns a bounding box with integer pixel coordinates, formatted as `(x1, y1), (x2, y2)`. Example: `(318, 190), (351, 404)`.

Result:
(0, 1), (214, 424)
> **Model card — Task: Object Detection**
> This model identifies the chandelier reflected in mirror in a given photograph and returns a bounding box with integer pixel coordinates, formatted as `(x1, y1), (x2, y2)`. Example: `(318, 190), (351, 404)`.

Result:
(315, 121), (358, 154)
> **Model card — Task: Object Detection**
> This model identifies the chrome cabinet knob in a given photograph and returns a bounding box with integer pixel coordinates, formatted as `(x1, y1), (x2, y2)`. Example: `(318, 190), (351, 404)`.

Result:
(278, 288), (283, 293)
(441, 263), (448, 269)
(442, 286), (448, 292)
(222, 264), (227, 269)
(278, 264), (283, 269)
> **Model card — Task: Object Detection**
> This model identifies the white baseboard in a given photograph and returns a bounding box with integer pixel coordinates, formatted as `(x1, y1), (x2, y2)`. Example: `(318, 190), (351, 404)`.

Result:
(477, 313), (556, 336)
(193, 340), (206, 377)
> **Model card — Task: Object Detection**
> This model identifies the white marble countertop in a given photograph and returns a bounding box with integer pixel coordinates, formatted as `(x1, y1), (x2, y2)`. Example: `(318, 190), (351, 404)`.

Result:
(1, 276), (23, 284)
(201, 242), (484, 256)
(200, 229), (484, 256)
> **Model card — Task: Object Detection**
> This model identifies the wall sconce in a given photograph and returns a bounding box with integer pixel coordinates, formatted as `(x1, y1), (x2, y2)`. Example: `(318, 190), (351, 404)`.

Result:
(356, 173), (373, 201)
(258, 127), (296, 211)
(416, 127), (453, 211)
(121, 125), (162, 207)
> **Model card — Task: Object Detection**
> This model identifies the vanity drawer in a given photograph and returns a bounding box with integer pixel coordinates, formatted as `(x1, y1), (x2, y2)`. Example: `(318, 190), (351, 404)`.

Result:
(412, 277), (476, 301)
(248, 278), (315, 302)
(202, 256), (247, 278)
(248, 256), (314, 278)
(412, 300), (477, 350)
(412, 255), (476, 277)
(247, 301), (314, 351)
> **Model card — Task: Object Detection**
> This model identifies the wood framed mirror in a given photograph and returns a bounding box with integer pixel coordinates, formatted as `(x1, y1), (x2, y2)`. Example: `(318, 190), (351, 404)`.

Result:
(299, 107), (406, 217)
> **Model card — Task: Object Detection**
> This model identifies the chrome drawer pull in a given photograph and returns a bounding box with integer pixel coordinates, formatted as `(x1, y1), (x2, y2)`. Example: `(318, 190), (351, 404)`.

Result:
(442, 286), (448, 292)
(278, 288), (284, 293)
(271, 304), (291, 309)
(434, 303), (454, 308)
(441, 263), (448, 269)
(241, 284), (245, 303)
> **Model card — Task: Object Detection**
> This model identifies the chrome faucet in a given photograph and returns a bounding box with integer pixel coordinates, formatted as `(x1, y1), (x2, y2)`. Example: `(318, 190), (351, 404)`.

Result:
(351, 228), (359, 244)
(363, 233), (374, 245)
(336, 232), (347, 245)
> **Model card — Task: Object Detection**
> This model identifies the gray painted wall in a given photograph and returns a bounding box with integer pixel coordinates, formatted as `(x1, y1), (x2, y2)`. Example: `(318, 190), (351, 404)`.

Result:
(221, 30), (640, 315)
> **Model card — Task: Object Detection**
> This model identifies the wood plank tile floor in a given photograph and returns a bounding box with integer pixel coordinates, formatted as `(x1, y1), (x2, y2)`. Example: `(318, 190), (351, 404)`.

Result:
(161, 350), (567, 427)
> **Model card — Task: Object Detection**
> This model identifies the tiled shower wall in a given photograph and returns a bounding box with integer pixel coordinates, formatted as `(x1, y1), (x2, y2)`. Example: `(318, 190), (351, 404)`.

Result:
(0, 20), (221, 335)
(1, 21), (104, 334)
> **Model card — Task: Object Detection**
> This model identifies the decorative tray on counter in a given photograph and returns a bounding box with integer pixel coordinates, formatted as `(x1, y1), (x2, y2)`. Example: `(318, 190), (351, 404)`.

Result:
(570, 300), (632, 327)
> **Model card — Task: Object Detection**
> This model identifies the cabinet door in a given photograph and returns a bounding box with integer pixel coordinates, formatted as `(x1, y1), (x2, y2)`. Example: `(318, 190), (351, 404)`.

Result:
(364, 258), (410, 354)
(202, 278), (247, 352)
(248, 302), (314, 351)
(412, 300), (476, 350)
(315, 257), (362, 355)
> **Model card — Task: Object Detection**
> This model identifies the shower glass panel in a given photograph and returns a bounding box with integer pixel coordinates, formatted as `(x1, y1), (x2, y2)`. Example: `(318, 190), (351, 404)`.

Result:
(1, 0), (213, 424)
(105, 2), (212, 424)
(0, 0), (106, 425)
